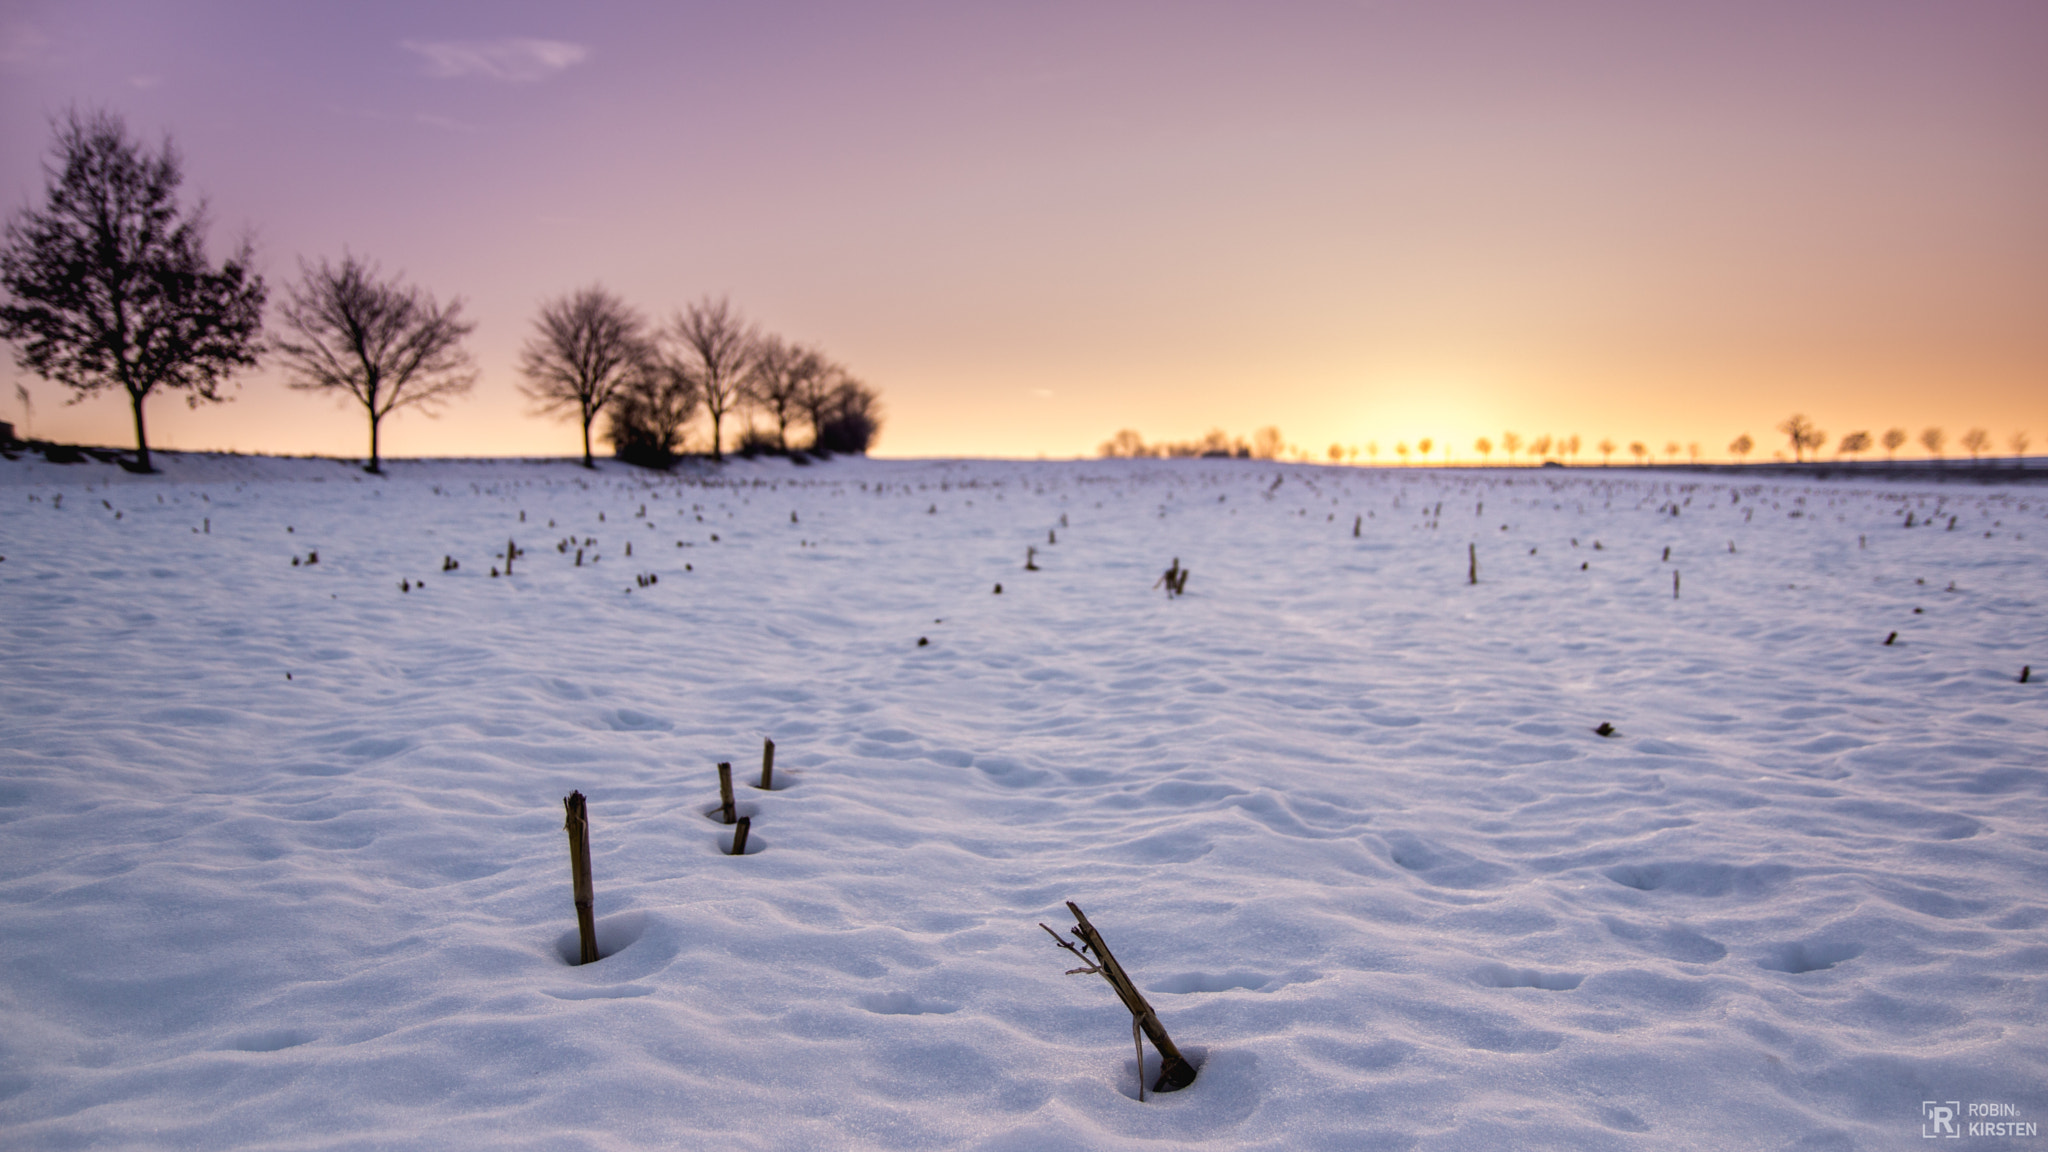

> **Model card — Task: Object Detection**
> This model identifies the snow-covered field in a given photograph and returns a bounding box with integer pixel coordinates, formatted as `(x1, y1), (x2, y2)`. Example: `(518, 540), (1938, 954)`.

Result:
(2, 451), (2044, 1151)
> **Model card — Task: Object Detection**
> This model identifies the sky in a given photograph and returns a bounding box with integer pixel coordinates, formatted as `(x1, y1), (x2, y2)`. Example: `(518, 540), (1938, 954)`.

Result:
(2, 0), (2045, 461)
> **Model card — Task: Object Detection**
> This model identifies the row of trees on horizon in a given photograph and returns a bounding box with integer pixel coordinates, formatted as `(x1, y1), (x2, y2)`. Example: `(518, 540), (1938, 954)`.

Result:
(1101, 418), (2033, 467)
(0, 110), (880, 474)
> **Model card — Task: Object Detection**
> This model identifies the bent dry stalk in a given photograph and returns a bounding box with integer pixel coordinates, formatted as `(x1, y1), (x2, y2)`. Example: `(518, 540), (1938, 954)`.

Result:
(1041, 901), (1197, 1096)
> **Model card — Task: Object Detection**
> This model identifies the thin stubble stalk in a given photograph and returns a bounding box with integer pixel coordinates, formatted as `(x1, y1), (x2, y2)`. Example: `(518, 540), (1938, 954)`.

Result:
(563, 791), (599, 965)
(730, 815), (751, 856)
(718, 762), (736, 824)
(760, 738), (775, 790)
(1066, 901), (1197, 1093)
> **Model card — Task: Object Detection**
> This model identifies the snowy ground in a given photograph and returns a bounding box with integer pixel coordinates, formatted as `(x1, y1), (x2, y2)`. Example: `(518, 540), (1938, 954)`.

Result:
(2, 451), (2044, 1151)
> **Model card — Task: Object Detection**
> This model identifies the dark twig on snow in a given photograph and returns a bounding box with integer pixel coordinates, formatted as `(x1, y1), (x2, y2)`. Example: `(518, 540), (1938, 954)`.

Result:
(563, 791), (599, 965)
(1040, 901), (1197, 1097)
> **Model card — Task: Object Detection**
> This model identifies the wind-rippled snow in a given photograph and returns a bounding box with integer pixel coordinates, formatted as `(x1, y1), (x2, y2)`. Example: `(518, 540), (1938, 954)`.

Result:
(1, 452), (2043, 1150)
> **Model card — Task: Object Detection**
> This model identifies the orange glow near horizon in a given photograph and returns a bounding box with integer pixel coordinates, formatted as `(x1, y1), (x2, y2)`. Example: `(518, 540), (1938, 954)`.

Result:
(2, 4), (2044, 464)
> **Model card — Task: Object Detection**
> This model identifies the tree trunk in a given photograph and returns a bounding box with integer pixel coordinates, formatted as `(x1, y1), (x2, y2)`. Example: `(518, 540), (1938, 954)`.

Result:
(128, 388), (153, 473)
(580, 413), (595, 469)
(710, 409), (723, 462)
(367, 411), (382, 474)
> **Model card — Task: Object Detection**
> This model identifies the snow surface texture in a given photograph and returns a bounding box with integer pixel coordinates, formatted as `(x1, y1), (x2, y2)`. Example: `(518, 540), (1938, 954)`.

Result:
(1, 452), (2044, 1151)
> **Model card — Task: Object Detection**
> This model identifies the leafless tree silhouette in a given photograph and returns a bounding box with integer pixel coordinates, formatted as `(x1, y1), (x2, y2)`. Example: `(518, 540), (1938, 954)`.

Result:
(1099, 428), (1147, 458)
(1882, 428), (1907, 459)
(519, 286), (651, 468)
(1778, 414), (1825, 462)
(669, 297), (756, 462)
(1663, 441), (1680, 463)
(1417, 437), (1433, 461)
(1474, 436), (1492, 463)
(2012, 431), (2031, 460)
(1836, 430), (1870, 459)
(815, 374), (883, 453)
(1687, 442), (1700, 463)
(1628, 441), (1647, 465)
(274, 254), (475, 473)
(1729, 434), (1753, 462)
(0, 110), (266, 472)
(1920, 426), (1945, 459)
(1960, 428), (1990, 461)
(747, 334), (826, 451)
(1501, 431), (1522, 464)
(1251, 426), (1284, 460)
(606, 355), (698, 467)
(1598, 438), (1616, 465)
(1531, 434), (1553, 460)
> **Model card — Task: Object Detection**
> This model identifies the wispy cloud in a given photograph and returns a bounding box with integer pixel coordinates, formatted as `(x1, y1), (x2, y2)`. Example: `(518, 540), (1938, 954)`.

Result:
(400, 37), (590, 83)
(0, 18), (52, 66)
(413, 112), (478, 133)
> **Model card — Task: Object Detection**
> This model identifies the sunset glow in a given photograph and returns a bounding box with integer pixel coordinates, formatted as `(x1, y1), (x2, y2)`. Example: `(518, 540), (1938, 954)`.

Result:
(3, 2), (2044, 461)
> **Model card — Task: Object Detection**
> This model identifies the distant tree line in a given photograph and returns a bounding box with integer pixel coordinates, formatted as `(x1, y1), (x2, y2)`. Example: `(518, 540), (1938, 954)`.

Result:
(0, 110), (881, 472)
(1099, 416), (2032, 468)
(519, 287), (880, 470)
(1099, 426), (1286, 459)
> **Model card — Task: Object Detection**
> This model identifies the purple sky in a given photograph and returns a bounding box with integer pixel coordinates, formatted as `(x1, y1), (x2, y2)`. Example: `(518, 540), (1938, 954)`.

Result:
(3, 1), (2045, 460)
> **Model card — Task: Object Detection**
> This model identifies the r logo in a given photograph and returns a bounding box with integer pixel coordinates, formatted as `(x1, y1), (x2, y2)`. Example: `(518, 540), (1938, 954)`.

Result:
(1922, 1101), (1960, 1138)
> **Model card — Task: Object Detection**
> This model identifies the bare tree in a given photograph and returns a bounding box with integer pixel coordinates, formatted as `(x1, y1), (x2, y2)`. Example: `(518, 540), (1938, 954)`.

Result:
(1959, 428), (1990, 462)
(1565, 433), (1581, 464)
(1417, 437), (1434, 461)
(1882, 427), (1907, 459)
(1778, 413), (1825, 462)
(1663, 440), (1680, 463)
(1729, 433), (1753, 462)
(1531, 434), (1553, 460)
(1687, 442), (1700, 463)
(747, 334), (826, 451)
(1501, 431), (1522, 464)
(606, 357), (698, 468)
(816, 375), (883, 453)
(1395, 441), (1410, 464)
(0, 110), (266, 472)
(1474, 436), (1492, 463)
(1100, 428), (1146, 458)
(669, 296), (756, 462)
(1920, 426), (1945, 459)
(274, 254), (475, 473)
(1251, 426), (1284, 460)
(1628, 441), (1647, 465)
(1837, 430), (1871, 459)
(2012, 431), (2031, 460)
(1598, 437), (1616, 465)
(519, 286), (650, 468)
